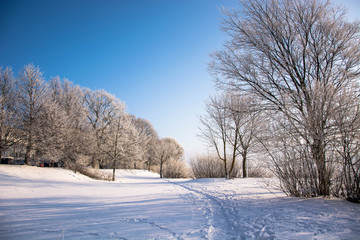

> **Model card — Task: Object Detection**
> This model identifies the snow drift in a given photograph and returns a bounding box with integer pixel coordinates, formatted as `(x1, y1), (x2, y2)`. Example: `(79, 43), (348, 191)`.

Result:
(0, 165), (359, 239)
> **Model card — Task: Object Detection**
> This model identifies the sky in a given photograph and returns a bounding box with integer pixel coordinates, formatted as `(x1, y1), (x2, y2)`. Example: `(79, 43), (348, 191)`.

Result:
(0, 0), (359, 161)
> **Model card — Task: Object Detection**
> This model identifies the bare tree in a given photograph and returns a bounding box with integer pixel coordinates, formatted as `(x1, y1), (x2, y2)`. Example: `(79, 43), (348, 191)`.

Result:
(17, 64), (48, 165)
(0, 67), (18, 159)
(200, 93), (263, 178)
(227, 93), (264, 178)
(210, 0), (360, 196)
(199, 95), (232, 178)
(223, 93), (242, 178)
(332, 84), (360, 201)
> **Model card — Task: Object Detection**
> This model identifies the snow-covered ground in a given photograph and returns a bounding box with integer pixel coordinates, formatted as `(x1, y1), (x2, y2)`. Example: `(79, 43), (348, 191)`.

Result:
(0, 165), (359, 239)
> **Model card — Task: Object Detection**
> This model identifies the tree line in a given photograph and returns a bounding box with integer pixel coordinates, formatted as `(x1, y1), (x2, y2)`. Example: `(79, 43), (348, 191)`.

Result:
(0, 64), (184, 180)
(198, 0), (360, 201)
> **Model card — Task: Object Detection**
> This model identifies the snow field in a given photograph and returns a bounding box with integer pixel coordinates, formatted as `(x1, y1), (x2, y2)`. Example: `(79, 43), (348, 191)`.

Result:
(0, 165), (359, 239)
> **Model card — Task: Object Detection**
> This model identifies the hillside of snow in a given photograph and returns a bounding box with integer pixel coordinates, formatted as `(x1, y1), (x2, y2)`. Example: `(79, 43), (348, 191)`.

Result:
(0, 165), (359, 239)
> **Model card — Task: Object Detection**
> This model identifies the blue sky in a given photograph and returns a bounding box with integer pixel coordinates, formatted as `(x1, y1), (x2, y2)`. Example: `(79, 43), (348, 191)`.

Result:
(0, 0), (359, 160)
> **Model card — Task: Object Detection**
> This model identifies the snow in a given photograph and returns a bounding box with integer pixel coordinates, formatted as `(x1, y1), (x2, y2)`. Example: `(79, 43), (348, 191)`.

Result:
(0, 165), (359, 239)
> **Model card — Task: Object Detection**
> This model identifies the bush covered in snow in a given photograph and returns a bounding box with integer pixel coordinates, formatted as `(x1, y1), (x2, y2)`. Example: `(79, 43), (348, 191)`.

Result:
(71, 163), (112, 181)
(190, 155), (241, 179)
(163, 158), (189, 178)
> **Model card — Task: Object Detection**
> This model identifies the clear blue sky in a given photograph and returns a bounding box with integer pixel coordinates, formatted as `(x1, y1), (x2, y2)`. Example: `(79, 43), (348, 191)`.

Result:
(0, 0), (359, 160)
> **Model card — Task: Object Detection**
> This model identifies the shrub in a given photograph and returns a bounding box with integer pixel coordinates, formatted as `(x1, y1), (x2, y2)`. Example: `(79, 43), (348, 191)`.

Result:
(163, 158), (189, 178)
(190, 155), (241, 179)
(246, 163), (273, 178)
(71, 162), (112, 181)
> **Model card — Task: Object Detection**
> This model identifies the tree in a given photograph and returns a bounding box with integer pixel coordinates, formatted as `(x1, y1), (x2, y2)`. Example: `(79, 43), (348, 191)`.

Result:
(332, 85), (360, 201)
(210, 0), (360, 196)
(200, 95), (232, 178)
(17, 64), (48, 165)
(84, 89), (118, 168)
(0, 64), (165, 179)
(36, 91), (67, 163)
(38, 77), (91, 167)
(227, 93), (264, 178)
(0, 67), (18, 159)
(55, 79), (92, 167)
(163, 157), (188, 178)
(130, 116), (158, 169)
(150, 138), (183, 178)
(101, 104), (142, 181)
(200, 92), (264, 178)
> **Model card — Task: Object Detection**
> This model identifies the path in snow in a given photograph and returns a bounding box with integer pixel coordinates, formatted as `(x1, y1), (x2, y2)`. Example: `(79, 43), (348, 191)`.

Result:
(169, 179), (279, 239)
(169, 178), (360, 240)
(1, 165), (360, 239)
(0, 166), (207, 240)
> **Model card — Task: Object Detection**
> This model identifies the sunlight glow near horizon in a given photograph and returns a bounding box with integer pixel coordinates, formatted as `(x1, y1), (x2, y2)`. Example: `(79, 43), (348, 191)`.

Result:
(0, 0), (359, 160)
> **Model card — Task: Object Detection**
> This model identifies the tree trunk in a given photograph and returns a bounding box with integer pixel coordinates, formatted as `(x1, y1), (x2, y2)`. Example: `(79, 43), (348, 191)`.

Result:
(160, 160), (163, 178)
(312, 139), (330, 196)
(229, 155), (236, 179)
(224, 159), (228, 179)
(92, 156), (99, 169)
(242, 151), (247, 178)
(112, 160), (116, 181)
(0, 127), (3, 162)
(25, 143), (31, 165)
(229, 132), (239, 179)
(0, 147), (3, 164)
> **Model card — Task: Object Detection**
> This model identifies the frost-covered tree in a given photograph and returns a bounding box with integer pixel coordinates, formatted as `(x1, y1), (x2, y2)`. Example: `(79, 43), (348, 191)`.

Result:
(38, 77), (91, 167)
(332, 85), (360, 201)
(37, 92), (67, 162)
(163, 157), (188, 178)
(150, 138), (184, 178)
(190, 154), (230, 178)
(210, 0), (360, 196)
(16, 64), (48, 165)
(0, 67), (18, 159)
(84, 89), (118, 168)
(0, 64), (167, 178)
(101, 102), (143, 180)
(131, 116), (158, 169)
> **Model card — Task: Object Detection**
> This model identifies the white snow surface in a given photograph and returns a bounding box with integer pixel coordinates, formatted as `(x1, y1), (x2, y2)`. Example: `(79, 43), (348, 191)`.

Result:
(0, 165), (359, 240)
